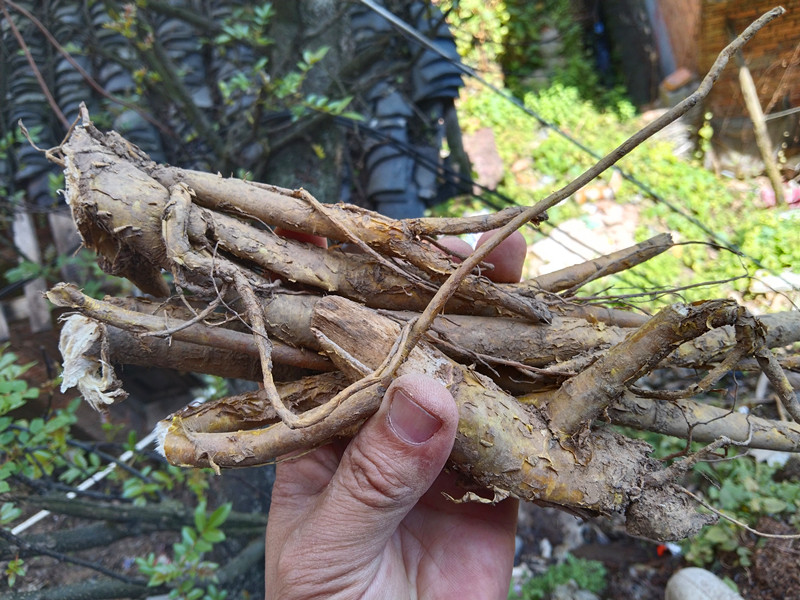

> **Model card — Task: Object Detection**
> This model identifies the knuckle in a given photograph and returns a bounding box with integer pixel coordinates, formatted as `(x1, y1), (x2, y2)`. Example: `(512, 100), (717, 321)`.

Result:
(345, 441), (415, 509)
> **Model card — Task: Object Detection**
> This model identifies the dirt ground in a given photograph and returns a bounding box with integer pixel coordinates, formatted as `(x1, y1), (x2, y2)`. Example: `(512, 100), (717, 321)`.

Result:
(515, 503), (800, 600)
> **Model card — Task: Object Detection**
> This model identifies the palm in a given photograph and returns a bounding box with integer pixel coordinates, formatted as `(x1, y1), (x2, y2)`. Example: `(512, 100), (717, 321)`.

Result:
(269, 446), (517, 600)
(394, 471), (518, 598)
(266, 233), (525, 599)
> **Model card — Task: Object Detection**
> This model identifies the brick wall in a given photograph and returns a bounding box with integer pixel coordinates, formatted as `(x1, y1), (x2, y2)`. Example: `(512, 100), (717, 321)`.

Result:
(659, 0), (701, 74)
(699, 0), (800, 119)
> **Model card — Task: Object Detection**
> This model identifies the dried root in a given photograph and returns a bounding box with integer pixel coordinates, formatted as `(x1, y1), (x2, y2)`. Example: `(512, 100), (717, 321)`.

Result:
(47, 7), (800, 541)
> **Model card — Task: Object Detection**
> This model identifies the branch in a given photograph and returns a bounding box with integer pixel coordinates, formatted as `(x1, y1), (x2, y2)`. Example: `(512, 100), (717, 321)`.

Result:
(0, 577), (152, 600)
(533, 233), (673, 295)
(605, 392), (800, 452)
(0, 522), (136, 561)
(3, 0), (172, 137)
(0, 536), (265, 600)
(545, 301), (748, 435)
(680, 486), (800, 540)
(46, 284), (332, 372)
(24, 495), (267, 533)
(0, 527), (149, 587)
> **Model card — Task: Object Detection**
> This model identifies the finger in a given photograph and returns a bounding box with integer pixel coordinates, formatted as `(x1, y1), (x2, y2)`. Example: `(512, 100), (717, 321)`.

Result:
(310, 373), (459, 561)
(476, 230), (526, 283)
(274, 227), (328, 248)
(437, 236), (474, 260)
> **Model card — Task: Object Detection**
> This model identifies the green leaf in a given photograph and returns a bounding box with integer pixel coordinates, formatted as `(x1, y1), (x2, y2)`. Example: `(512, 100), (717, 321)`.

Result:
(761, 497), (787, 513)
(194, 500), (208, 531)
(301, 45), (329, 66)
(702, 525), (733, 544)
(152, 470), (175, 490)
(1, 502), (22, 525)
(4, 557), (26, 587)
(341, 111), (365, 122)
(736, 546), (751, 567)
(182, 526), (198, 546)
(206, 503), (231, 530)
(186, 588), (204, 600)
(201, 529), (225, 544)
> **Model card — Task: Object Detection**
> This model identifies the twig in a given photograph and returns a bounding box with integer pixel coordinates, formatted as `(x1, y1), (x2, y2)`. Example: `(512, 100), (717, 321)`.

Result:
(679, 486), (800, 540)
(3, 0), (172, 137)
(573, 275), (748, 303)
(0, 527), (150, 586)
(296, 188), (434, 291)
(387, 7), (787, 375)
(422, 234), (495, 270)
(24, 494), (267, 531)
(0, 577), (151, 600)
(641, 429), (753, 488)
(235, 268), (347, 428)
(630, 346), (748, 400)
(142, 293), (224, 338)
(428, 334), (575, 379)
(555, 233), (674, 296)
(754, 346), (800, 422)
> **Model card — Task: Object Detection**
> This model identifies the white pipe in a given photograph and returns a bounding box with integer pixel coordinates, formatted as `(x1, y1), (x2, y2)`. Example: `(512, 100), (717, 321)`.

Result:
(11, 429), (159, 536)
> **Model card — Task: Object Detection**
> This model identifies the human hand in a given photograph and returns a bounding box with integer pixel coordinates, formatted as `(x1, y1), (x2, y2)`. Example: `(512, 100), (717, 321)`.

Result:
(264, 231), (526, 599)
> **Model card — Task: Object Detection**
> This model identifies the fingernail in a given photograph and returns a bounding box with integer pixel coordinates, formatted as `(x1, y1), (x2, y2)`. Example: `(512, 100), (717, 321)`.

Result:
(388, 389), (442, 444)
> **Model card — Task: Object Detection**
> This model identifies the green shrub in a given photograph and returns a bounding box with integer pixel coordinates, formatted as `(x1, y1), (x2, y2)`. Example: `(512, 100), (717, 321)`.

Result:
(683, 455), (800, 568)
(509, 554), (607, 599)
(0, 345), (233, 597)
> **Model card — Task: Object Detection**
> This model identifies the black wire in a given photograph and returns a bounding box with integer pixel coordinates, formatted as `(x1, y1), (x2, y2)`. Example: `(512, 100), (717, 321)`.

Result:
(330, 114), (678, 293)
(355, 0), (796, 290)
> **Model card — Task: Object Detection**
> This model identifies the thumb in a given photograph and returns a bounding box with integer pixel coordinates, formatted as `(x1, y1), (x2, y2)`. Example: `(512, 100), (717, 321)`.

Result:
(317, 373), (458, 557)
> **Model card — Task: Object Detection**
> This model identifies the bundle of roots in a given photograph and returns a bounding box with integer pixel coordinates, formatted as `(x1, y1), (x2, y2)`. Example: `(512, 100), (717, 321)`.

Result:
(45, 7), (799, 542)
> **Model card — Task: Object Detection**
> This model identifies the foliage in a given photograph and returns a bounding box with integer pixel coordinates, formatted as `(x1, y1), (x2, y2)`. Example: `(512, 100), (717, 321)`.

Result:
(5, 247), (124, 299)
(441, 1), (800, 309)
(509, 554), (607, 600)
(0, 346), (239, 594)
(0, 344), (70, 496)
(1, 0), (359, 202)
(450, 77), (800, 307)
(0, 345), (55, 586)
(682, 454), (800, 569)
(3, 557), (26, 587)
(438, 0), (509, 80)
(213, 2), (275, 48)
(136, 501), (231, 600)
(622, 429), (800, 571)
(498, 1), (627, 108)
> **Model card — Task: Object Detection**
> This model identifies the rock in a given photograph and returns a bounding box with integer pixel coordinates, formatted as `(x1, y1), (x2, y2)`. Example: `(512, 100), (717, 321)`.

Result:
(749, 269), (800, 294)
(665, 568), (744, 600)
(551, 580), (600, 600)
(661, 67), (697, 92)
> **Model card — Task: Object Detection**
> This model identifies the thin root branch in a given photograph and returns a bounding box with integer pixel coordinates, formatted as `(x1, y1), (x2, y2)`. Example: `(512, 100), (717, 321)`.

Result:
(680, 486), (800, 540)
